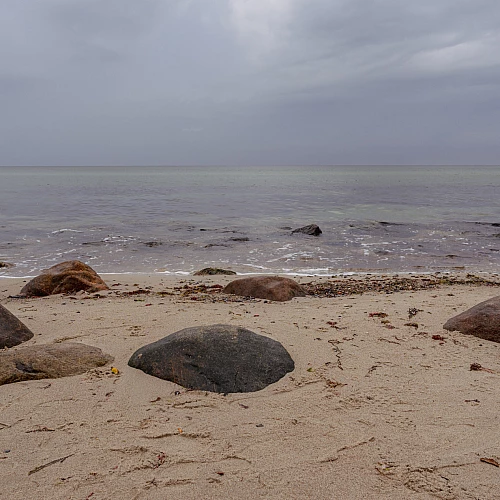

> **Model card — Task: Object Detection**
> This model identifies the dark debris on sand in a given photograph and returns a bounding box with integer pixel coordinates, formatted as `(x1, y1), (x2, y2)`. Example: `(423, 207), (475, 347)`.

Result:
(301, 274), (500, 298)
(138, 273), (500, 303)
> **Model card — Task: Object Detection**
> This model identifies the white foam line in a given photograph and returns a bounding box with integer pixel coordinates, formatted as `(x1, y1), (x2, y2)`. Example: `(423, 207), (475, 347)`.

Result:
(51, 229), (83, 234)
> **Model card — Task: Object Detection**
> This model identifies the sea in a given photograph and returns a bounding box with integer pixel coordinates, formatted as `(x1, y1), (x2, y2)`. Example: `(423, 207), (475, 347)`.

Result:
(1, 165), (499, 278)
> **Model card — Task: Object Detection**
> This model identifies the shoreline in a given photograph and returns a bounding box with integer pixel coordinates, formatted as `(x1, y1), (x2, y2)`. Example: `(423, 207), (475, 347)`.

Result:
(2, 272), (500, 498)
(2, 267), (500, 280)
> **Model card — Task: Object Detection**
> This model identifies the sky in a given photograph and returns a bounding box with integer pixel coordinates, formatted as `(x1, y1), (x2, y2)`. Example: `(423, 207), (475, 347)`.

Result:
(1, 0), (499, 166)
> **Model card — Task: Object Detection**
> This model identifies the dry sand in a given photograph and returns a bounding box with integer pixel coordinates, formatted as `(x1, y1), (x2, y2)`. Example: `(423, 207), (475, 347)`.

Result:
(1, 274), (500, 500)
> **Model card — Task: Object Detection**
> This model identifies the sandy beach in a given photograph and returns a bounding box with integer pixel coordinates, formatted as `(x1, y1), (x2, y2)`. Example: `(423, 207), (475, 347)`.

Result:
(2, 273), (500, 499)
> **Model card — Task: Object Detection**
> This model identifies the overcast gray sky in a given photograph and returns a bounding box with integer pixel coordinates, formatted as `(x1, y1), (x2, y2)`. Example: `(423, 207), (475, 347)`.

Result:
(1, 0), (499, 166)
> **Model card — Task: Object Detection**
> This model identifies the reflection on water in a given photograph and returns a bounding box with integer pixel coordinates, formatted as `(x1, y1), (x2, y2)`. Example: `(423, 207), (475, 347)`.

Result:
(1, 165), (499, 276)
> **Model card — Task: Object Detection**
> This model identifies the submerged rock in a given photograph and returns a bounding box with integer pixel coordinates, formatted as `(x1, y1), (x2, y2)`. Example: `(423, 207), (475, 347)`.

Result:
(0, 261), (14, 268)
(291, 224), (322, 236)
(229, 237), (250, 242)
(128, 324), (294, 393)
(0, 343), (113, 386)
(20, 260), (109, 297)
(443, 295), (500, 343)
(224, 276), (306, 302)
(0, 304), (34, 348)
(194, 268), (237, 276)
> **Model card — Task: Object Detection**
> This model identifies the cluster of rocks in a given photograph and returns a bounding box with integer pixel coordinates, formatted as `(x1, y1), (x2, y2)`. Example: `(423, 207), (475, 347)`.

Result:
(3, 258), (500, 394)
(1, 261), (114, 386)
(130, 276), (302, 392)
(0, 261), (297, 392)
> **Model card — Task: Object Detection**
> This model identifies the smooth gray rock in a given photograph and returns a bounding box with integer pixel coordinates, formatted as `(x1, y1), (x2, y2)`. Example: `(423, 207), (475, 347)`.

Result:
(0, 342), (113, 386)
(128, 324), (294, 393)
(0, 304), (34, 348)
(224, 276), (306, 302)
(443, 295), (500, 343)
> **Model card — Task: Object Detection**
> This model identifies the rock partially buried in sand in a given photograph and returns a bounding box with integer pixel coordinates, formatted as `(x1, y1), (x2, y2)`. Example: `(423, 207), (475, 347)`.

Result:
(0, 304), (34, 348)
(291, 224), (322, 236)
(223, 276), (306, 302)
(0, 343), (113, 386)
(20, 260), (109, 297)
(443, 295), (500, 343)
(194, 268), (237, 276)
(128, 324), (294, 393)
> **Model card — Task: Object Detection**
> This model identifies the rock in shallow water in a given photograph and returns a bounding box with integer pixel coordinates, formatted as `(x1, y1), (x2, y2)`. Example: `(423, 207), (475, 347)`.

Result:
(128, 324), (294, 393)
(443, 295), (500, 343)
(20, 260), (108, 297)
(0, 343), (113, 385)
(291, 224), (322, 236)
(0, 304), (34, 348)
(194, 268), (237, 276)
(224, 276), (306, 302)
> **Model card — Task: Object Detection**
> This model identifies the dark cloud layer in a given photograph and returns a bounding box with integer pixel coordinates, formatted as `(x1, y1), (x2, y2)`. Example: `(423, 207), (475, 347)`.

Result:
(1, 0), (499, 165)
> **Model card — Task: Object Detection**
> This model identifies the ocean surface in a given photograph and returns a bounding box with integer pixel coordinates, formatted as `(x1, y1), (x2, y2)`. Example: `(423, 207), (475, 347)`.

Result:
(1, 165), (499, 277)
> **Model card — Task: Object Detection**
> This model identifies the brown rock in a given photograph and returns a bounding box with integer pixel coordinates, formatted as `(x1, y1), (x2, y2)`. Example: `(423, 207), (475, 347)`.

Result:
(443, 295), (500, 343)
(223, 276), (306, 302)
(0, 304), (34, 348)
(0, 261), (14, 268)
(0, 342), (113, 386)
(20, 260), (108, 297)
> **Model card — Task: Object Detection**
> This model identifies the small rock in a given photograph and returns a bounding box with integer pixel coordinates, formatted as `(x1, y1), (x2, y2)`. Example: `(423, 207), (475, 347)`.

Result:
(0, 261), (14, 269)
(291, 224), (322, 236)
(194, 268), (237, 276)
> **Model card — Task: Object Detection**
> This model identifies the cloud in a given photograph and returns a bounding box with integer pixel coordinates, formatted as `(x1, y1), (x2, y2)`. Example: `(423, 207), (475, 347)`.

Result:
(229, 0), (500, 91)
(1, 0), (500, 165)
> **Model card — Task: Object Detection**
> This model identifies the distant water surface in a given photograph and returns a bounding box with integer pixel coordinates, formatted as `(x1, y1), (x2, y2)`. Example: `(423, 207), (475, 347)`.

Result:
(1, 165), (499, 277)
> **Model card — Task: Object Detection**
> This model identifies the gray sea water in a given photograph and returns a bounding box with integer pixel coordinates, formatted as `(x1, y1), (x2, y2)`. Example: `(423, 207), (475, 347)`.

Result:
(1, 165), (499, 277)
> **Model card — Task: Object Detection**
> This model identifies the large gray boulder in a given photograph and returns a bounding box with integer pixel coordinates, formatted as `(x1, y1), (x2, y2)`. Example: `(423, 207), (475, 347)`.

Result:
(0, 304), (34, 348)
(20, 260), (108, 297)
(443, 295), (500, 343)
(223, 276), (306, 302)
(0, 343), (113, 386)
(128, 324), (294, 393)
